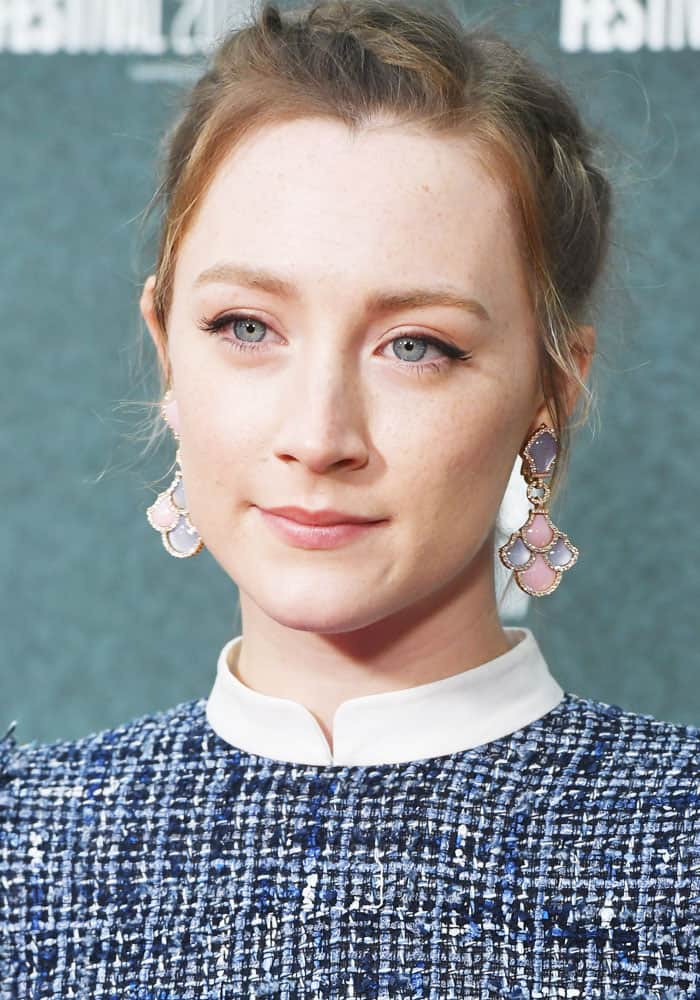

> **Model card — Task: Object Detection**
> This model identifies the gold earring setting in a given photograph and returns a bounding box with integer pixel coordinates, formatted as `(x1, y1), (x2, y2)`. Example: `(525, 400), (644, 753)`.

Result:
(145, 393), (204, 559)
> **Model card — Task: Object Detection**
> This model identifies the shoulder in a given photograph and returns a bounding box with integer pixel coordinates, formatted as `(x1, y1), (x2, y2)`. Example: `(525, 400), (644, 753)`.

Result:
(0, 698), (210, 825)
(503, 691), (700, 866)
(546, 689), (700, 802)
(557, 689), (700, 757)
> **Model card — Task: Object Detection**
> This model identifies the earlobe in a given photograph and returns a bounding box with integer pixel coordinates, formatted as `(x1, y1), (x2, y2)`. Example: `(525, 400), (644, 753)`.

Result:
(526, 385), (557, 450)
(139, 274), (170, 383)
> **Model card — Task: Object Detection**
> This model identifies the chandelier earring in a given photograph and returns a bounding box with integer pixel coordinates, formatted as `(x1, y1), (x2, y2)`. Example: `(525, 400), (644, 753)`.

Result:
(145, 391), (204, 559)
(498, 424), (578, 596)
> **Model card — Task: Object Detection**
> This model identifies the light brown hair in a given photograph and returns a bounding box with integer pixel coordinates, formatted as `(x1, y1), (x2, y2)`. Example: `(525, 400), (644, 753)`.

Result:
(141, 0), (615, 496)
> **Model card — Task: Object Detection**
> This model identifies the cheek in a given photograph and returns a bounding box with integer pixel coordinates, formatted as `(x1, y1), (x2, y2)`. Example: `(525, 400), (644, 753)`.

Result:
(172, 385), (263, 528)
(406, 386), (523, 500)
(169, 330), (261, 466)
(390, 380), (531, 569)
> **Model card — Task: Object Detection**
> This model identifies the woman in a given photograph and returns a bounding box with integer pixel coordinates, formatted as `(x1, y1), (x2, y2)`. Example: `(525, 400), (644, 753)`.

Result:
(2, 0), (698, 995)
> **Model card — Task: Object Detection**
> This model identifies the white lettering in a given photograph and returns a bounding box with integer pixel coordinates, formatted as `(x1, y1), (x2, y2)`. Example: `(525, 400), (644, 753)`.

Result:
(142, 0), (166, 55)
(30, 0), (62, 53)
(0, 0), (23, 51)
(81, 0), (107, 54)
(170, 0), (244, 54)
(611, 0), (646, 49)
(0, 0), (168, 53)
(10, 0), (52, 53)
(668, 0), (700, 47)
(687, 0), (700, 45)
(647, 0), (667, 48)
(105, 0), (128, 53)
(0, 0), (10, 49)
(590, 0), (617, 50)
(63, 0), (82, 54)
(668, 0), (685, 44)
(170, 0), (202, 55)
(65, 0), (108, 54)
(2, 0), (696, 57)
(560, 0), (616, 52)
(560, 0), (700, 50)
(560, 0), (590, 51)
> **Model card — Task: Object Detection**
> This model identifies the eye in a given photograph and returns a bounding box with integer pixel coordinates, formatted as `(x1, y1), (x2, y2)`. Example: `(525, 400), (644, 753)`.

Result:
(197, 312), (271, 350)
(196, 312), (472, 375)
(383, 334), (470, 374)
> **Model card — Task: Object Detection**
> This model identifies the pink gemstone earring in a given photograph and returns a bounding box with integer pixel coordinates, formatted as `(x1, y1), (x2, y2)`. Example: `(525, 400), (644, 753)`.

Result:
(145, 392), (204, 559)
(498, 424), (578, 597)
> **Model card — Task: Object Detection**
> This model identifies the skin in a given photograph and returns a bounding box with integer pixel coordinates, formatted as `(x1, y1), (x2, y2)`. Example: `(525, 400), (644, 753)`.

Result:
(140, 116), (595, 754)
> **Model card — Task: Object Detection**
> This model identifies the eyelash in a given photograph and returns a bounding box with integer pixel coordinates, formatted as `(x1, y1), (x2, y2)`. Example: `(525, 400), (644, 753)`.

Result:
(196, 311), (472, 376)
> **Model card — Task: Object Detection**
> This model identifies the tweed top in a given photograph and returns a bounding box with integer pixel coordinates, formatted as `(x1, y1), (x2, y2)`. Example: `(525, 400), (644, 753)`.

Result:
(2, 634), (700, 998)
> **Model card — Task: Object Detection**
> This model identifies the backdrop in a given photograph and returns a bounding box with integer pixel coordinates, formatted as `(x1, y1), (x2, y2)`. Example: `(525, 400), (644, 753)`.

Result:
(2, 0), (699, 744)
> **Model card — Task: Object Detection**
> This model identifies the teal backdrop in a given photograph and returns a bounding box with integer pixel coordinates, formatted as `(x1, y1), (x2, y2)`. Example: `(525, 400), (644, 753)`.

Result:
(2, 0), (699, 743)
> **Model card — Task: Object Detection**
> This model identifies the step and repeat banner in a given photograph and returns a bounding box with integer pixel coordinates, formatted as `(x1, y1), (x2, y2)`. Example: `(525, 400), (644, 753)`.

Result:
(2, 0), (699, 742)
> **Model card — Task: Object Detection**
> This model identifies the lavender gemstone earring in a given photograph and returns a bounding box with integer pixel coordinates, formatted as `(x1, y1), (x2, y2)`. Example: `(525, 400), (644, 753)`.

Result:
(145, 392), (204, 559)
(498, 424), (578, 597)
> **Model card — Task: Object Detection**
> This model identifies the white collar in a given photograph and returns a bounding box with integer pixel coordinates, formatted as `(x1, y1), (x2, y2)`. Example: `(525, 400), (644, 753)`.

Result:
(205, 627), (564, 766)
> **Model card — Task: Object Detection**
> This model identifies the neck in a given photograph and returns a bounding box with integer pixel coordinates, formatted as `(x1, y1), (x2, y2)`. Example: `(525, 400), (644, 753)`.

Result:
(233, 539), (512, 756)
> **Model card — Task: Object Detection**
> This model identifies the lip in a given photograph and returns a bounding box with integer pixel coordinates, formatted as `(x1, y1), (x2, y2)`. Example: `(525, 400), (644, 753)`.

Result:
(260, 505), (382, 526)
(256, 506), (387, 550)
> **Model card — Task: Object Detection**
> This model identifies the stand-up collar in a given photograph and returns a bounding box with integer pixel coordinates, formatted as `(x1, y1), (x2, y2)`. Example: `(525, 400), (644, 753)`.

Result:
(205, 627), (564, 766)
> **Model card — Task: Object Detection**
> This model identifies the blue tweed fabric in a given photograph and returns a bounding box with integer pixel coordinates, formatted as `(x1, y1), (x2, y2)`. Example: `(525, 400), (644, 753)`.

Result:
(1, 691), (699, 999)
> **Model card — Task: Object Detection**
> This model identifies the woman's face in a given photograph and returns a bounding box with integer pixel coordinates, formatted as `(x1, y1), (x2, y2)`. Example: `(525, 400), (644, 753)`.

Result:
(142, 117), (548, 634)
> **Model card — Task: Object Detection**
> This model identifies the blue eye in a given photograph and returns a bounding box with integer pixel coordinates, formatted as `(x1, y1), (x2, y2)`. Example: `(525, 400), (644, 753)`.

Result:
(197, 313), (275, 351)
(390, 335), (453, 368)
(197, 311), (472, 376)
(229, 315), (267, 344)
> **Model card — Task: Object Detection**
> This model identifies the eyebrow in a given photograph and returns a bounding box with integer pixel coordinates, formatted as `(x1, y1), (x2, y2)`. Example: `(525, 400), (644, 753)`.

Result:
(193, 262), (491, 322)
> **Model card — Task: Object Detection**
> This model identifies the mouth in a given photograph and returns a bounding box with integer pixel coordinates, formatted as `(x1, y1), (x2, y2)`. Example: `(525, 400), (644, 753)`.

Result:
(255, 506), (387, 549)
(258, 505), (384, 527)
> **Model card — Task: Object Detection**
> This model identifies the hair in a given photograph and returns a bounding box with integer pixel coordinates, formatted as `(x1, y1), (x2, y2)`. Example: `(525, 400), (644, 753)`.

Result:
(139, 0), (615, 498)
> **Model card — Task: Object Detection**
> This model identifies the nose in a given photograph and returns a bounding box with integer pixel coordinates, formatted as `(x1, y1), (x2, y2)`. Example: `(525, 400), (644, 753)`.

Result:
(272, 345), (371, 475)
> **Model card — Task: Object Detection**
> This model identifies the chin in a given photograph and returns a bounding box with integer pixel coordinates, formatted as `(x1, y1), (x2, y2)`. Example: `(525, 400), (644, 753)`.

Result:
(247, 586), (391, 635)
(268, 606), (373, 635)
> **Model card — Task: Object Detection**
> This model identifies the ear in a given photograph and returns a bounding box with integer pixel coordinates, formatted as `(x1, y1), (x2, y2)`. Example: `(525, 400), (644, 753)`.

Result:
(528, 324), (596, 441)
(139, 274), (171, 386)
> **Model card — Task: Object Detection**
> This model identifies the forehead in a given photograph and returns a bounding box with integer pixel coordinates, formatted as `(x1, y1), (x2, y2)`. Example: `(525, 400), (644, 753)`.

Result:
(173, 117), (528, 312)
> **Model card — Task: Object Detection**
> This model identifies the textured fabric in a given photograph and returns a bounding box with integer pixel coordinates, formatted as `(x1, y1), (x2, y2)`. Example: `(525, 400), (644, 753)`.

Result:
(1, 692), (700, 999)
(206, 627), (565, 765)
